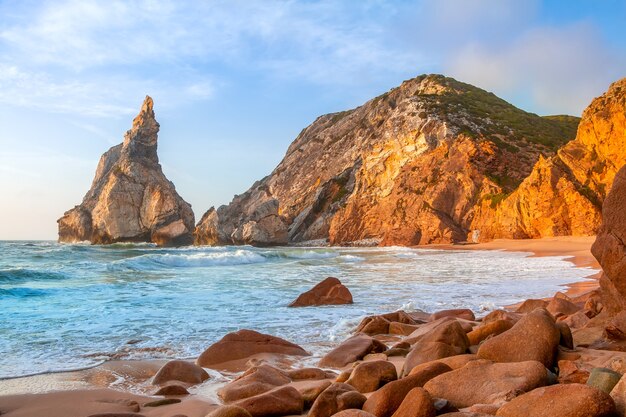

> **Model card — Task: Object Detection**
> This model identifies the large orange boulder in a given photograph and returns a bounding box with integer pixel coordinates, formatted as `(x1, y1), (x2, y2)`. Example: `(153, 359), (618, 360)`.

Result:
(390, 387), (436, 417)
(235, 386), (303, 417)
(423, 360), (548, 408)
(477, 309), (560, 368)
(362, 362), (451, 417)
(152, 359), (209, 385)
(197, 330), (309, 367)
(495, 384), (616, 417)
(345, 360), (397, 393)
(218, 365), (291, 402)
(592, 164), (626, 313)
(309, 383), (367, 417)
(319, 335), (387, 368)
(289, 277), (353, 307)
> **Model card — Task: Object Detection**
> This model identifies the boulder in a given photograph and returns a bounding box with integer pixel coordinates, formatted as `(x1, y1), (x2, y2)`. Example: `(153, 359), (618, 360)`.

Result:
(610, 374), (626, 416)
(154, 383), (189, 396)
(402, 342), (460, 376)
(390, 388), (435, 417)
(319, 335), (387, 368)
(414, 320), (469, 351)
(300, 380), (332, 408)
(235, 386), (303, 417)
(389, 322), (420, 336)
(495, 383), (616, 417)
(605, 310), (626, 340)
(556, 322), (574, 349)
(557, 360), (590, 384)
(467, 320), (514, 346)
(547, 297), (580, 317)
(408, 355), (478, 375)
(152, 360), (209, 385)
(356, 316), (391, 336)
(218, 365), (291, 402)
(587, 367), (622, 394)
(206, 405), (253, 417)
(560, 311), (590, 329)
(345, 360), (397, 393)
(423, 360), (548, 408)
(592, 164), (626, 314)
(430, 309), (475, 322)
(309, 383), (367, 417)
(289, 277), (353, 307)
(197, 330), (309, 367)
(515, 299), (548, 314)
(57, 96), (195, 246)
(481, 310), (521, 325)
(477, 309), (560, 368)
(288, 368), (331, 380)
(362, 362), (451, 417)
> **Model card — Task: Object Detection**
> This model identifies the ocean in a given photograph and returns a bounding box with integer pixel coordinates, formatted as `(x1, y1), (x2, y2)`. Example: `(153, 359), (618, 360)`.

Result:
(0, 241), (595, 379)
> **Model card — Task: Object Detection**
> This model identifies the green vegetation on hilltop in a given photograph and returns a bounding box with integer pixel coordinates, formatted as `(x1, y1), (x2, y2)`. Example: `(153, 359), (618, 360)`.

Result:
(414, 75), (580, 151)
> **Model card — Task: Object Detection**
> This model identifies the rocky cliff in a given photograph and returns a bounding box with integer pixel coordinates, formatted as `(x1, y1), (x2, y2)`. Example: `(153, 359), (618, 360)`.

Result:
(58, 96), (195, 246)
(592, 164), (626, 314)
(471, 78), (626, 240)
(195, 74), (580, 246)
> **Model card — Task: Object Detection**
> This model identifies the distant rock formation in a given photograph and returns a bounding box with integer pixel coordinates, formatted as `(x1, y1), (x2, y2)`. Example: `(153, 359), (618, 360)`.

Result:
(472, 78), (626, 240)
(195, 74), (579, 246)
(592, 164), (626, 314)
(58, 96), (195, 246)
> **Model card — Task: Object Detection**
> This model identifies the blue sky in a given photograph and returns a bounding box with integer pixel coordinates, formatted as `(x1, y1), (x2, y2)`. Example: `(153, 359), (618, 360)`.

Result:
(0, 0), (625, 240)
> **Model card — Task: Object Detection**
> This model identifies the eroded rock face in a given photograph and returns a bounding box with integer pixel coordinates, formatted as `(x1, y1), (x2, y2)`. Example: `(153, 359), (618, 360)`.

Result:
(472, 77), (626, 240)
(195, 74), (579, 246)
(592, 164), (626, 313)
(58, 97), (195, 246)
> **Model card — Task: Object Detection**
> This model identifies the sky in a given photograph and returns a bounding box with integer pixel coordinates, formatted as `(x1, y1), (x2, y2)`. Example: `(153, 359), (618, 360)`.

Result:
(0, 0), (625, 240)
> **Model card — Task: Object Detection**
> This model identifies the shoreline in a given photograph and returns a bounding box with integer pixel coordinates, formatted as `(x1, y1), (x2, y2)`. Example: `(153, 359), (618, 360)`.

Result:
(429, 235), (601, 299)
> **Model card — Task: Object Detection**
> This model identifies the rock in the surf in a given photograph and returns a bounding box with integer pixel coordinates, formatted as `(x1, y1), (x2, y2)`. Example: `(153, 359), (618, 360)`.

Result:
(289, 277), (353, 307)
(152, 359), (209, 385)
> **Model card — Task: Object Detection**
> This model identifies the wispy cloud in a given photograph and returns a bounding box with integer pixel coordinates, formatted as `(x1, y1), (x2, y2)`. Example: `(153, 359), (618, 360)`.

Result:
(0, 0), (424, 117)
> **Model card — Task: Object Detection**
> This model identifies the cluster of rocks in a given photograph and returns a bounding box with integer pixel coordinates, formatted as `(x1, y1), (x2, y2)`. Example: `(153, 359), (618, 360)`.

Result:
(109, 287), (626, 417)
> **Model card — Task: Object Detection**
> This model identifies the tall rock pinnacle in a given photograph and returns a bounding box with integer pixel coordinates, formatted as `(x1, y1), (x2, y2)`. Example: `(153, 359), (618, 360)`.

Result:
(58, 96), (195, 246)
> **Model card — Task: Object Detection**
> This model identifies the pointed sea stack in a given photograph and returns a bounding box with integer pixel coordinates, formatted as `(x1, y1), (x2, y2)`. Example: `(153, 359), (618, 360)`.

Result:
(58, 96), (195, 246)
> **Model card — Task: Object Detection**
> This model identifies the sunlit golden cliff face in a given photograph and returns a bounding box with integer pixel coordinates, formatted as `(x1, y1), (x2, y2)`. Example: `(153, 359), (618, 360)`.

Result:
(472, 78), (626, 241)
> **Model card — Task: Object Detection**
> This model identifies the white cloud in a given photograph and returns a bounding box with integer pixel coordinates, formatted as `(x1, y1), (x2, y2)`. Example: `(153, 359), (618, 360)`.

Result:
(446, 23), (625, 115)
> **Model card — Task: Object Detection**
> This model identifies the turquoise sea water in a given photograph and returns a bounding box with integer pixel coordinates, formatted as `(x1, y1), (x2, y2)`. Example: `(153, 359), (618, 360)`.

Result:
(0, 241), (595, 379)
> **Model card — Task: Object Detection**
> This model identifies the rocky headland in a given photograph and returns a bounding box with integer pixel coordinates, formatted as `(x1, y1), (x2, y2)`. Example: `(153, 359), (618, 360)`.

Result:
(57, 96), (195, 246)
(195, 75), (626, 247)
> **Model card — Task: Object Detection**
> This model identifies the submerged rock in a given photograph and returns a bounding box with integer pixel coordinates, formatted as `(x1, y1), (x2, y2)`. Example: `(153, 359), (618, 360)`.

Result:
(58, 97), (194, 246)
